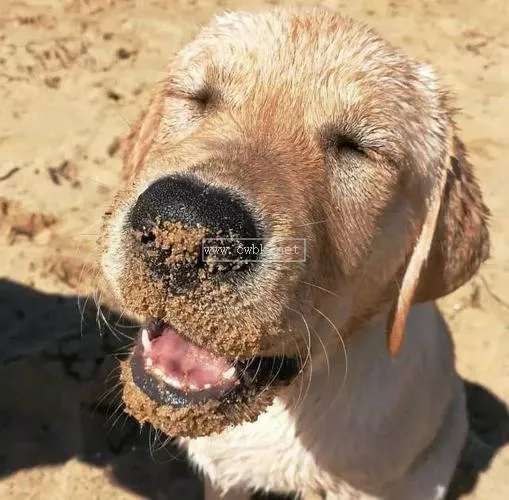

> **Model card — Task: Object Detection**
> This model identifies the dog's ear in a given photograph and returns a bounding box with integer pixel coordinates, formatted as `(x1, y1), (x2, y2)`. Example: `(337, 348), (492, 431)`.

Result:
(387, 133), (490, 355)
(414, 136), (490, 303)
(122, 82), (166, 181)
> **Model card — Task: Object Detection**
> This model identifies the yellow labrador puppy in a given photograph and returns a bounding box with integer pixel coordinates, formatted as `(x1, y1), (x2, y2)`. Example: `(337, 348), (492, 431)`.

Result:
(100, 7), (490, 500)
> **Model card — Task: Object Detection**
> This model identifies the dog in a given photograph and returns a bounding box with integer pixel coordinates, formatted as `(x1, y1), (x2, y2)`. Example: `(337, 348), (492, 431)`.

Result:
(100, 7), (490, 500)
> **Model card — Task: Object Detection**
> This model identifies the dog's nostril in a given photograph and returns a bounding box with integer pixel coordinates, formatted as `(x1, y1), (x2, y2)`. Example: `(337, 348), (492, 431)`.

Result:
(128, 174), (262, 292)
(139, 231), (156, 245)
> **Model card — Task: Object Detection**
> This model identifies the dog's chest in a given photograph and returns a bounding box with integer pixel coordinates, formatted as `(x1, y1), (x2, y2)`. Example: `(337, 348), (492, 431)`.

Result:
(183, 399), (332, 494)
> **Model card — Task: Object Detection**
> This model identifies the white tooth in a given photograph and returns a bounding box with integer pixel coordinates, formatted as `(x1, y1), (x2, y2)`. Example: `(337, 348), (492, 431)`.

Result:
(203, 384), (212, 389)
(145, 358), (153, 368)
(223, 367), (236, 380)
(153, 367), (165, 379)
(189, 384), (200, 391)
(164, 376), (182, 389)
(141, 328), (151, 352)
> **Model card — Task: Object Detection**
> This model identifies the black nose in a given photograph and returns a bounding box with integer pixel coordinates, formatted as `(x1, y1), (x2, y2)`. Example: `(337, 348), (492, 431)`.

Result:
(129, 175), (262, 291)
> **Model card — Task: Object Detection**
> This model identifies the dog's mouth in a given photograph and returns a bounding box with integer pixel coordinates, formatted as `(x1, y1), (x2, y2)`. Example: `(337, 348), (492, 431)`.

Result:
(130, 320), (300, 408)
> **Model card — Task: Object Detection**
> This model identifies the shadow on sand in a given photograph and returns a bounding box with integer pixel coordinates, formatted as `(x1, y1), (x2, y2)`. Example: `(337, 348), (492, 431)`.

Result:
(0, 279), (507, 499)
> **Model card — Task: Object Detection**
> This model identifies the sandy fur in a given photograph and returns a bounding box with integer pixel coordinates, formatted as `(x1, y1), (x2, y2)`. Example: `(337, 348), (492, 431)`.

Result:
(100, 6), (490, 499)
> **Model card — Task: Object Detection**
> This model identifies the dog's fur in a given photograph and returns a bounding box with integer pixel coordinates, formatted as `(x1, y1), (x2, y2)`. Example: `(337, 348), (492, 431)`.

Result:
(100, 7), (490, 499)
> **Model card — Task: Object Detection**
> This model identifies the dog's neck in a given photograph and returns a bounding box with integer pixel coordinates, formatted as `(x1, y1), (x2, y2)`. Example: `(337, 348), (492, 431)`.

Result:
(268, 302), (456, 490)
(281, 301), (454, 427)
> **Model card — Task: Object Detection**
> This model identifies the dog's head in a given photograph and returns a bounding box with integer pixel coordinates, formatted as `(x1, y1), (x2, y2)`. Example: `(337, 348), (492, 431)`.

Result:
(100, 7), (489, 437)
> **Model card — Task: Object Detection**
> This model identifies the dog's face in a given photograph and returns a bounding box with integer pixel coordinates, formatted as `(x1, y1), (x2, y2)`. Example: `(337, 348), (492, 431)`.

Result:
(100, 8), (489, 436)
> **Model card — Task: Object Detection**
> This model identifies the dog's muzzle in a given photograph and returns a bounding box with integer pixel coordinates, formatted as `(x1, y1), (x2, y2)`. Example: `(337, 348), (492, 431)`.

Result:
(118, 174), (300, 424)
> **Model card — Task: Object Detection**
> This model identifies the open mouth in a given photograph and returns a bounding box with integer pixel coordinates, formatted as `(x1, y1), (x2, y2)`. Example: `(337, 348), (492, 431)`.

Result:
(130, 321), (300, 408)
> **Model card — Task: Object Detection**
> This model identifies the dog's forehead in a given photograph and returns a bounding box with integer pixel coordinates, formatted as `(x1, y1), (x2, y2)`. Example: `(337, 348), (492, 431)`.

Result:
(189, 10), (413, 93)
(170, 8), (447, 172)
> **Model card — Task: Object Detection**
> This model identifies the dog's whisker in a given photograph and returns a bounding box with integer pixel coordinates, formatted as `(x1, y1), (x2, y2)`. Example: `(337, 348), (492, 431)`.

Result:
(254, 346), (290, 402)
(77, 295), (88, 337)
(94, 388), (123, 417)
(311, 324), (331, 384)
(300, 280), (341, 298)
(93, 379), (124, 413)
(284, 305), (314, 412)
(80, 175), (115, 189)
(291, 219), (329, 228)
(224, 356), (265, 401)
(97, 305), (120, 340)
(165, 439), (187, 463)
(280, 339), (309, 411)
(284, 306), (313, 372)
(76, 268), (101, 334)
(153, 439), (183, 463)
(149, 426), (163, 458)
(117, 411), (134, 439)
(104, 349), (136, 358)
(106, 398), (129, 429)
(93, 291), (105, 337)
(97, 305), (135, 342)
(148, 431), (181, 461)
(313, 306), (349, 411)
(282, 321), (314, 415)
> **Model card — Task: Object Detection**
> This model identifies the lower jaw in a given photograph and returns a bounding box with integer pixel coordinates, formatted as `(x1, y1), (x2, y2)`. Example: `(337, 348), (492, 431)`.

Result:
(121, 341), (300, 438)
(120, 355), (285, 438)
(129, 347), (255, 408)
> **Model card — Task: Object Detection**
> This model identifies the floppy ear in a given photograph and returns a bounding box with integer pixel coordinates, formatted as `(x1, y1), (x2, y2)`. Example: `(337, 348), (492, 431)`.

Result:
(387, 134), (490, 355)
(122, 82), (166, 181)
(414, 136), (490, 303)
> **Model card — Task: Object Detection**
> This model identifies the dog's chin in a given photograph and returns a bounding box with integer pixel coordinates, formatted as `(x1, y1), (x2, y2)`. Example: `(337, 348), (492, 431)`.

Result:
(121, 320), (300, 438)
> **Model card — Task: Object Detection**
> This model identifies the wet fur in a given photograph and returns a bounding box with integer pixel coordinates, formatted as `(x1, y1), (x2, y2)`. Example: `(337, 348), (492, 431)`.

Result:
(100, 7), (490, 499)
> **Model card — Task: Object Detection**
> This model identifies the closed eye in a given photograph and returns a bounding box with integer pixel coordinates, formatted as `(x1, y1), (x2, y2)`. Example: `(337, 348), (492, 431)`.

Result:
(168, 85), (216, 112)
(192, 87), (214, 110)
(162, 86), (216, 136)
(328, 134), (365, 156)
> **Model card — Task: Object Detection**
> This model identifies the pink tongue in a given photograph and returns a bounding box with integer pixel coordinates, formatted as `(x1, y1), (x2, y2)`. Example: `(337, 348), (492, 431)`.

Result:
(144, 326), (234, 389)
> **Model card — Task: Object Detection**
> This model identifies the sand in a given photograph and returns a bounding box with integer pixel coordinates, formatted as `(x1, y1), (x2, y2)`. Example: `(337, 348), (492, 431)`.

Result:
(1, 0), (508, 498)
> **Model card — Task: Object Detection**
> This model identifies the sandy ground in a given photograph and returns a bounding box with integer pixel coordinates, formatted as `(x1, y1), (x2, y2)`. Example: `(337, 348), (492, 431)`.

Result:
(0, 0), (508, 498)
